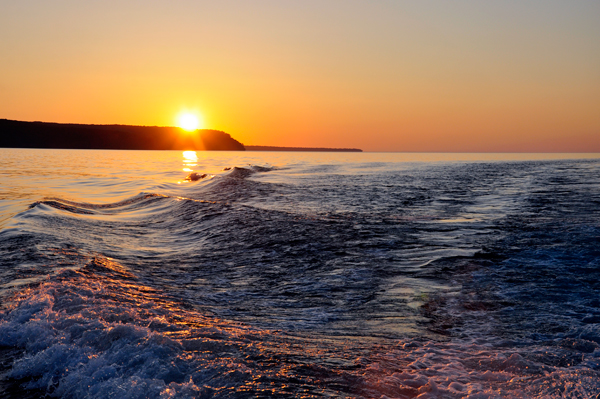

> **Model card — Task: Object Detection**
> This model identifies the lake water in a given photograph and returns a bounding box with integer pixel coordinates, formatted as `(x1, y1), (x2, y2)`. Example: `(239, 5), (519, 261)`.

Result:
(1, 149), (599, 398)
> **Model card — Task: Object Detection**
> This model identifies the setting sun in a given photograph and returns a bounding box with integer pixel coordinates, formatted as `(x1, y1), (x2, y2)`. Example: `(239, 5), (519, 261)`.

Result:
(177, 113), (202, 131)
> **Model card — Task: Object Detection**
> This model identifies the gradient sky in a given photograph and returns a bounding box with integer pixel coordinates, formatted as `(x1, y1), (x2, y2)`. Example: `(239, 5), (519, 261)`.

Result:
(1, 1), (599, 152)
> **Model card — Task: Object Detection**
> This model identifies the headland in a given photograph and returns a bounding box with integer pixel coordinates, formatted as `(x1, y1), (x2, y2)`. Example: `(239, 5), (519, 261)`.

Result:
(0, 119), (244, 151)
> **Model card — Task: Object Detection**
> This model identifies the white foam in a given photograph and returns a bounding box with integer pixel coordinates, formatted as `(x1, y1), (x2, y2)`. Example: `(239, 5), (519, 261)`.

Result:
(0, 262), (256, 398)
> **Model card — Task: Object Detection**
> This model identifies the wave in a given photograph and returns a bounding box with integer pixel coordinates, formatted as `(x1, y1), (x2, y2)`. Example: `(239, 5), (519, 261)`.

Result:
(0, 257), (319, 398)
(2, 257), (599, 398)
(3, 257), (599, 399)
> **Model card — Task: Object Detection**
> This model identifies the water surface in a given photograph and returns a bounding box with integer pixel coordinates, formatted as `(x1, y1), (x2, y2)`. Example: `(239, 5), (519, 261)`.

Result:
(1, 149), (599, 398)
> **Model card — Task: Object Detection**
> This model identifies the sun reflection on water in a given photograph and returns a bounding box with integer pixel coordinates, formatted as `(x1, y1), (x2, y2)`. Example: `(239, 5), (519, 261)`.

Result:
(181, 151), (199, 182)
(182, 151), (198, 163)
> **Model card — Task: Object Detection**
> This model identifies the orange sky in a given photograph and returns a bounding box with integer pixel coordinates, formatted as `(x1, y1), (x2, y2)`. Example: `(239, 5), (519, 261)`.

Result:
(1, 1), (599, 152)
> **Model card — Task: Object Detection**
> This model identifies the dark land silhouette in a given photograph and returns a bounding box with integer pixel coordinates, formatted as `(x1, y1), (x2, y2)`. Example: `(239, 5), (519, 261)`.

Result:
(245, 145), (362, 152)
(0, 119), (245, 151)
(0, 119), (363, 152)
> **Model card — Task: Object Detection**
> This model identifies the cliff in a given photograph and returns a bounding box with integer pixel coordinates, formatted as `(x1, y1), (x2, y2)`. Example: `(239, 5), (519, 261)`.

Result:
(0, 119), (245, 151)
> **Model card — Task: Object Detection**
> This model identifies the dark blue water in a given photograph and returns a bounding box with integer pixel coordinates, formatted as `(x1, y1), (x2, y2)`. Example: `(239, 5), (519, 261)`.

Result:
(0, 150), (599, 398)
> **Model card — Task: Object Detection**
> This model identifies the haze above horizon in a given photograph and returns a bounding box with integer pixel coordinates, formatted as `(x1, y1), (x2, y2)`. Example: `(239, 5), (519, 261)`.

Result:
(1, 1), (598, 152)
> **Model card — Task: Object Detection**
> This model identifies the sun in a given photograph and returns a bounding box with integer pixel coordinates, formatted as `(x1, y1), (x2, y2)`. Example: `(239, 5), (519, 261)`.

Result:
(177, 113), (202, 131)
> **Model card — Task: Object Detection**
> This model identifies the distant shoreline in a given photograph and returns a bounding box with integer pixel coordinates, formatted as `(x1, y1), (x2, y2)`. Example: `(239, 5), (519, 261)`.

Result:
(245, 145), (362, 152)
(0, 119), (362, 152)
